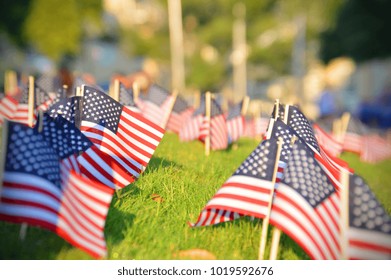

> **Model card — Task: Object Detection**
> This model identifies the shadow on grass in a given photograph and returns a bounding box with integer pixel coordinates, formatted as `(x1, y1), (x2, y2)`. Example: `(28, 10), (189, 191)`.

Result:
(143, 156), (181, 175)
(0, 222), (72, 259)
(105, 202), (136, 246)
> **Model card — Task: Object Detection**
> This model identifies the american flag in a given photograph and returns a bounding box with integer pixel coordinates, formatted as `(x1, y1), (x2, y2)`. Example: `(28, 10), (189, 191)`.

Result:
(11, 81), (57, 126)
(278, 106), (353, 190)
(243, 115), (269, 139)
(226, 100), (245, 144)
(191, 138), (286, 227)
(179, 100), (205, 142)
(269, 141), (341, 260)
(118, 82), (140, 113)
(79, 86), (165, 188)
(347, 174), (391, 259)
(36, 73), (61, 94)
(198, 96), (228, 150)
(360, 134), (391, 163)
(0, 121), (114, 258)
(0, 95), (18, 125)
(138, 84), (176, 128)
(342, 117), (366, 155)
(313, 123), (343, 157)
(166, 95), (194, 134)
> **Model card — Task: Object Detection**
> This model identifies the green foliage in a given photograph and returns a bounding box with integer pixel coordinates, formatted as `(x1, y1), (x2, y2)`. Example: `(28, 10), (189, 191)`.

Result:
(0, 0), (32, 47)
(320, 0), (391, 63)
(0, 133), (390, 260)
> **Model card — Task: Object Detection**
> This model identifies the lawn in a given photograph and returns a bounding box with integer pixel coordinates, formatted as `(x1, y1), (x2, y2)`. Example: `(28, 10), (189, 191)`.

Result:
(0, 132), (390, 260)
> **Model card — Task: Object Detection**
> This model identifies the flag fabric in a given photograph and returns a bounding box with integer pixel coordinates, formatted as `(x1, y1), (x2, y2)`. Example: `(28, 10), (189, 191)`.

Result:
(118, 82), (140, 113)
(347, 174), (391, 259)
(226, 101), (245, 143)
(267, 117), (351, 191)
(313, 123), (343, 157)
(179, 101), (205, 142)
(79, 86), (165, 187)
(0, 121), (114, 258)
(138, 84), (176, 128)
(11, 81), (57, 126)
(0, 95), (18, 125)
(166, 95), (194, 134)
(191, 138), (286, 227)
(243, 115), (269, 139)
(36, 73), (61, 95)
(360, 134), (391, 163)
(198, 96), (228, 150)
(342, 117), (366, 155)
(269, 141), (341, 260)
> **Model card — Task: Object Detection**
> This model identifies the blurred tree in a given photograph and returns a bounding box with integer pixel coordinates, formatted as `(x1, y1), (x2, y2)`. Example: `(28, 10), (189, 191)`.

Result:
(320, 0), (391, 64)
(0, 0), (32, 47)
(23, 0), (103, 63)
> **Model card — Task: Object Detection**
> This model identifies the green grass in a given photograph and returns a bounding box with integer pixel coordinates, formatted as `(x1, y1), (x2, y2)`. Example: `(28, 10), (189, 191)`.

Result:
(0, 133), (390, 260)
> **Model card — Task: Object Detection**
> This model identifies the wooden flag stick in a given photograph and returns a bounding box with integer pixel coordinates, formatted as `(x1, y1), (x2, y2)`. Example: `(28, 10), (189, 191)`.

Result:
(269, 227), (282, 260)
(268, 132), (297, 260)
(340, 112), (351, 142)
(205, 91), (211, 156)
(193, 90), (200, 108)
(0, 119), (9, 200)
(62, 85), (68, 98)
(9, 71), (17, 95)
(241, 96), (250, 116)
(258, 137), (283, 260)
(274, 99), (280, 120)
(162, 89), (178, 129)
(340, 169), (350, 259)
(112, 79), (120, 101)
(28, 76), (35, 127)
(132, 82), (140, 103)
(75, 86), (83, 131)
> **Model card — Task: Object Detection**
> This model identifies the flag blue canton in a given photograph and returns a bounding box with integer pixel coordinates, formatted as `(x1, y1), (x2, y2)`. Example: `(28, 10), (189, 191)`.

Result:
(172, 96), (189, 114)
(268, 119), (305, 162)
(349, 174), (391, 233)
(227, 101), (242, 120)
(82, 86), (123, 134)
(48, 96), (82, 124)
(6, 122), (61, 188)
(37, 114), (93, 159)
(119, 83), (136, 107)
(271, 103), (285, 119)
(282, 141), (335, 208)
(287, 106), (320, 152)
(146, 84), (170, 105)
(234, 139), (278, 179)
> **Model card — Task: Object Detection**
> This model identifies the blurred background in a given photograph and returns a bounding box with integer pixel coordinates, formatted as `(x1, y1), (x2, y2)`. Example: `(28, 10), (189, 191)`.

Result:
(0, 0), (390, 128)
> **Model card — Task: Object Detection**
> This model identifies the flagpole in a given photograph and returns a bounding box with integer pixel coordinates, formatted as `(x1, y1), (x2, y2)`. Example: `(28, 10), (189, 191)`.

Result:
(62, 85), (68, 98)
(112, 79), (120, 101)
(274, 99), (280, 120)
(28, 76), (35, 127)
(75, 86), (83, 131)
(193, 90), (200, 109)
(258, 137), (283, 260)
(340, 169), (350, 259)
(340, 112), (351, 143)
(205, 91), (211, 156)
(0, 119), (9, 201)
(132, 82), (139, 103)
(241, 96), (250, 116)
(162, 89), (178, 129)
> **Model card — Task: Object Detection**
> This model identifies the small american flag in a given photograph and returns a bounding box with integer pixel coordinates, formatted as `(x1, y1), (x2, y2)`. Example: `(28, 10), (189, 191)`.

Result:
(269, 141), (341, 260)
(313, 123), (343, 157)
(0, 121), (114, 258)
(48, 95), (146, 189)
(191, 138), (285, 227)
(347, 174), (391, 259)
(118, 82), (140, 113)
(342, 117), (366, 155)
(166, 95), (194, 134)
(198, 96), (228, 150)
(138, 84), (176, 128)
(226, 100), (244, 144)
(360, 134), (391, 163)
(179, 100), (205, 142)
(0, 95), (18, 125)
(80, 86), (165, 187)
(11, 81), (57, 126)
